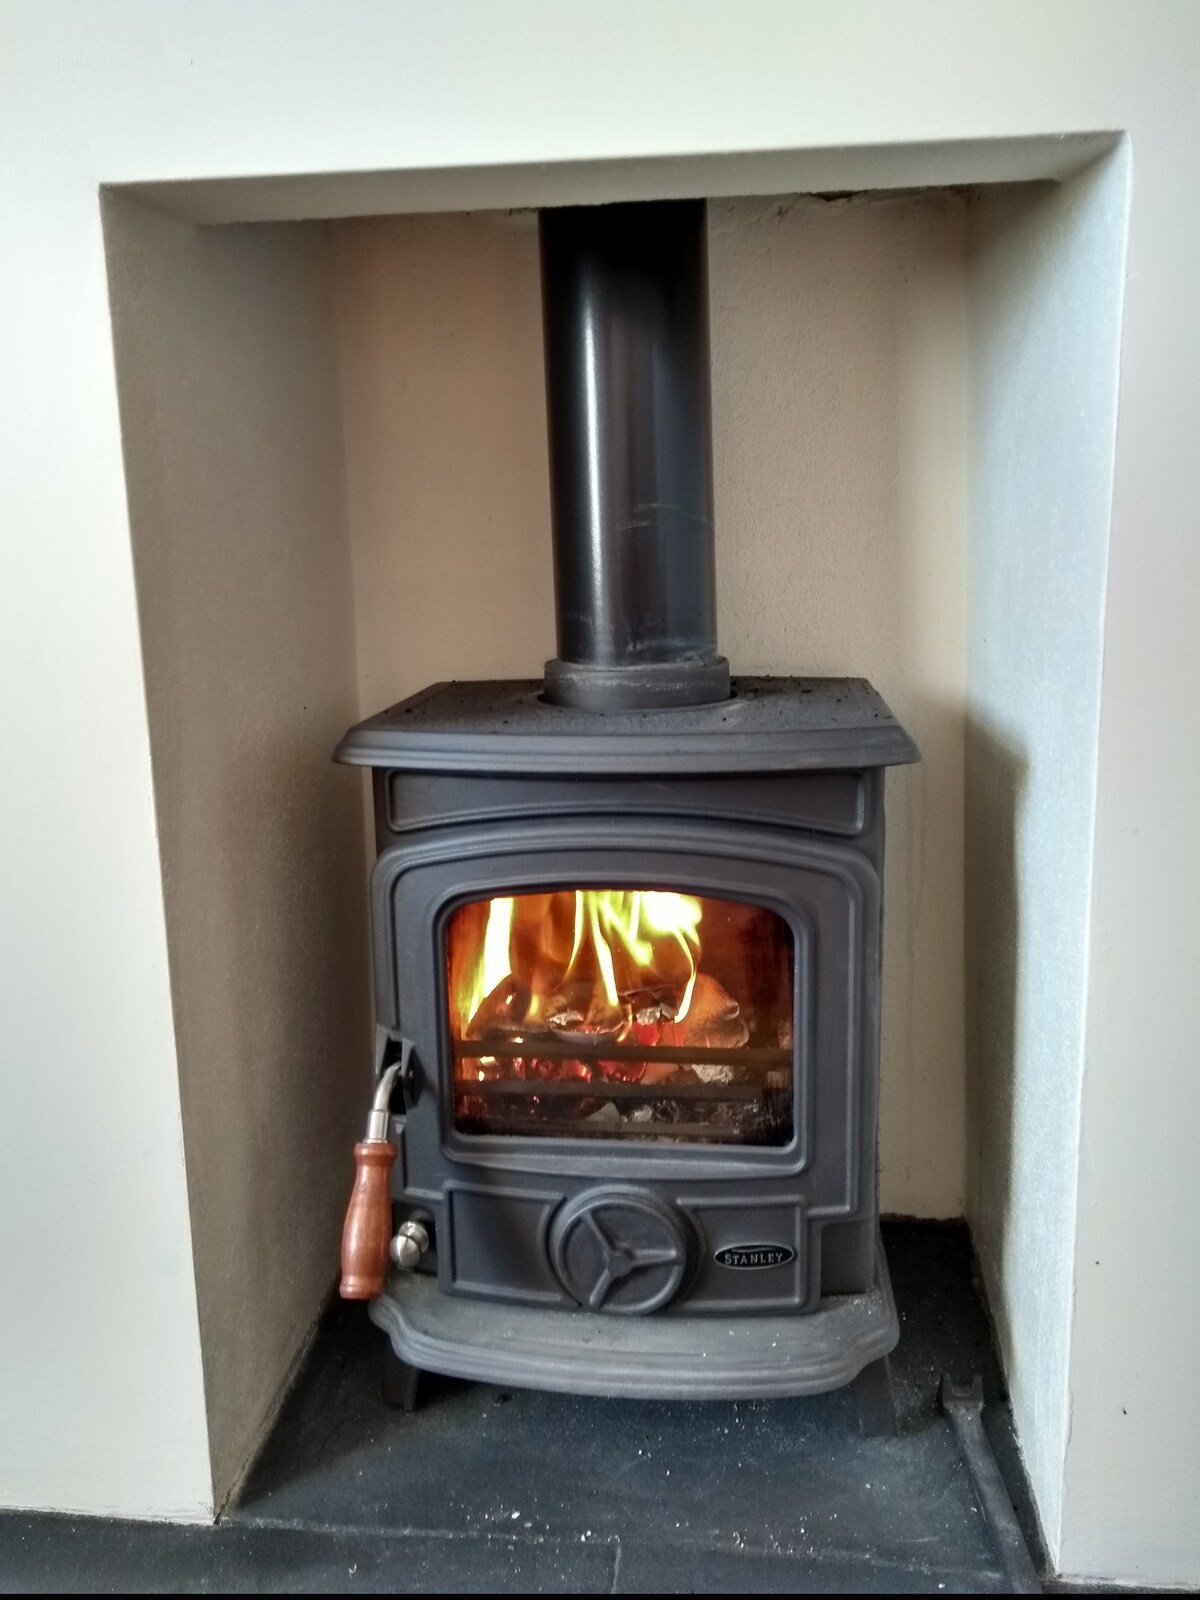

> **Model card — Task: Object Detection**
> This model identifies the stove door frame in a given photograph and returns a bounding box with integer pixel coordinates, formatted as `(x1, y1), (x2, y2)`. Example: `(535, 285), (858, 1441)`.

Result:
(370, 816), (881, 1309)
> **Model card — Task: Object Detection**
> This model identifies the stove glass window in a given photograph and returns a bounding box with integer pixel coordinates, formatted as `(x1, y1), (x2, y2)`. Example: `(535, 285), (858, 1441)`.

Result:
(446, 889), (794, 1145)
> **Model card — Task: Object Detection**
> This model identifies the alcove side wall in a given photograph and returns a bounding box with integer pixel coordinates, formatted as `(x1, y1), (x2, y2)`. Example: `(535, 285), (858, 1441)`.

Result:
(964, 154), (1129, 1556)
(104, 200), (371, 1507)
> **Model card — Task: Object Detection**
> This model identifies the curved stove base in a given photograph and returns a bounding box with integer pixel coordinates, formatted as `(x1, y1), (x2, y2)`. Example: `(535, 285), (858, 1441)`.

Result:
(369, 1231), (897, 1401)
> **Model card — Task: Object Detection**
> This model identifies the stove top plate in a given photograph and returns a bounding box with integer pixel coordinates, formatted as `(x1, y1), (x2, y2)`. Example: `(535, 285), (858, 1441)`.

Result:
(336, 677), (918, 775)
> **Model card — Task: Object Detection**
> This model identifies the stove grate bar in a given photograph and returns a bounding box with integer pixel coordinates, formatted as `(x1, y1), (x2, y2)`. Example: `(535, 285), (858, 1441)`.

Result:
(457, 1078), (768, 1104)
(453, 1040), (789, 1068)
(456, 1117), (787, 1143)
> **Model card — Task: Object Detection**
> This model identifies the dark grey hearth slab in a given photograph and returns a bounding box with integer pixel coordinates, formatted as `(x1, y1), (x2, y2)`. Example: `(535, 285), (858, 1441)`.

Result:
(0, 1518), (617, 1594)
(227, 1223), (1022, 1587)
(0, 1226), (1059, 1595)
(370, 1232), (897, 1399)
(616, 1543), (1009, 1593)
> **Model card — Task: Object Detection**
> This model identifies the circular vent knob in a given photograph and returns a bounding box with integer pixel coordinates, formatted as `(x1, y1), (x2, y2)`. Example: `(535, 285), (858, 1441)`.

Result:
(549, 1190), (692, 1315)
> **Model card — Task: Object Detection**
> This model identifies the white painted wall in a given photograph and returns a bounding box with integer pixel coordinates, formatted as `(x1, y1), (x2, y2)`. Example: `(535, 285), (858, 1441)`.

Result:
(1062, 116), (1200, 1581)
(1, 2), (1197, 1581)
(965, 157), (1130, 1553)
(334, 195), (969, 1219)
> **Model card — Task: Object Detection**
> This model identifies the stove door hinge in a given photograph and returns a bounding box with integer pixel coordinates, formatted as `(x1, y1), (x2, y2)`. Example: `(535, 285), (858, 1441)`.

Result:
(375, 1027), (418, 1115)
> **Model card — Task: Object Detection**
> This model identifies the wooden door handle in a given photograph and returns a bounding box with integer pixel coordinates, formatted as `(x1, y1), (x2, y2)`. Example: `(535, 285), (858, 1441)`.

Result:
(339, 1139), (396, 1299)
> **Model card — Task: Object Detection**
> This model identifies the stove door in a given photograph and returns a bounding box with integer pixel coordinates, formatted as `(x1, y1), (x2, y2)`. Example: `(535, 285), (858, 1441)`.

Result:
(372, 812), (876, 1198)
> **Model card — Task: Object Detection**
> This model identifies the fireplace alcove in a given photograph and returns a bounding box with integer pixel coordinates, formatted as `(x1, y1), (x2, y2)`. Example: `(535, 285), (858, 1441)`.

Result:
(102, 137), (1125, 1510)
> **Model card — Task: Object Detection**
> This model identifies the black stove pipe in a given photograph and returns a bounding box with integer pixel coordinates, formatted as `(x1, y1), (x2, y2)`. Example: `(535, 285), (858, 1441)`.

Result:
(539, 200), (730, 711)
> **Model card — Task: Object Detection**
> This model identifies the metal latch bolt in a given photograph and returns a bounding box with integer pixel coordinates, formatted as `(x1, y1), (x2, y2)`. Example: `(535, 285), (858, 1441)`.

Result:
(390, 1219), (430, 1271)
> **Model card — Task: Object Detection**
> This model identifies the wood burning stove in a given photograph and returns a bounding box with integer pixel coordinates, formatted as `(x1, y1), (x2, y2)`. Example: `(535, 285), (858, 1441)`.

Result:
(335, 199), (917, 1431)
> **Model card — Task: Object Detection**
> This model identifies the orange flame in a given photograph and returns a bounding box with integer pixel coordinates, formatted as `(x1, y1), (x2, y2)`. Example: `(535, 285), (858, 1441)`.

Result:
(461, 894), (515, 1028)
(458, 889), (703, 1036)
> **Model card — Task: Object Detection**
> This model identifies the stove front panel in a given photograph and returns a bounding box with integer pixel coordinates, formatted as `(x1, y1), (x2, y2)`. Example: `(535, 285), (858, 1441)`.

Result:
(369, 803), (881, 1317)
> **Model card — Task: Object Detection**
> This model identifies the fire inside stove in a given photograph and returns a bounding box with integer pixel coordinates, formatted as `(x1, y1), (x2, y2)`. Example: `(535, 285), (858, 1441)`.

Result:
(447, 890), (795, 1144)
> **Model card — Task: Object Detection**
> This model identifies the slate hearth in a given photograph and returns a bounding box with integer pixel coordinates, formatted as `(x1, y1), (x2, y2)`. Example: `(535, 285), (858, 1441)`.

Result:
(0, 1224), (1088, 1595)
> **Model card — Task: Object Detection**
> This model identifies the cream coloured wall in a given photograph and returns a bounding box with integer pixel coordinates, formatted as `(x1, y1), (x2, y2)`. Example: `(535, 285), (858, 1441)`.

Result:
(334, 195), (969, 1219)
(103, 200), (372, 1505)
(711, 194), (968, 1219)
(335, 213), (555, 710)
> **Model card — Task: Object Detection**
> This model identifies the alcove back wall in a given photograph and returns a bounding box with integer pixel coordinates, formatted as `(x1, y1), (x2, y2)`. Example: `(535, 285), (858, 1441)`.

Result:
(334, 193), (969, 1218)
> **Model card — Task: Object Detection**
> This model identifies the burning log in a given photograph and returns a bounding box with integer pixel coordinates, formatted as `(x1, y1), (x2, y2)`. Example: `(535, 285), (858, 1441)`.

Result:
(661, 972), (749, 1082)
(667, 972), (750, 1048)
(465, 975), (531, 1038)
(458, 945), (758, 1121)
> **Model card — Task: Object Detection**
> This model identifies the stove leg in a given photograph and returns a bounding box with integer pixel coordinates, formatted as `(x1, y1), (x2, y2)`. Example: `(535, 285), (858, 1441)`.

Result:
(382, 1345), (422, 1412)
(853, 1354), (897, 1437)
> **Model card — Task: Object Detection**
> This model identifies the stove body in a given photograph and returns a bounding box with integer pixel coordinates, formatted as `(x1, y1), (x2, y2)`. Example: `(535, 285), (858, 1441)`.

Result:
(337, 677), (915, 1396)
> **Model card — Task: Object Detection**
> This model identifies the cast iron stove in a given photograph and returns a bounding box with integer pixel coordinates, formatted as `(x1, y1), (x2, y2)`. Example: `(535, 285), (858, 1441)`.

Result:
(335, 199), (917, 1429)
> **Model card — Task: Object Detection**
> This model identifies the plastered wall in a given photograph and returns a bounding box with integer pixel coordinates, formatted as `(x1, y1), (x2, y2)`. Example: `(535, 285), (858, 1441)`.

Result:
(103, 200), (371, 1505)
(965, 161), (1129, 1551)
(5, 4), (1199, 1582)
(334, 193), (969, 1220)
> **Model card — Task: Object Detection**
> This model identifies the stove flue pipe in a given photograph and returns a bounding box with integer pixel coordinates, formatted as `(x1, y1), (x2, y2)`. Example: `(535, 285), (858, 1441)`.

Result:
(539, 200), (730, 712)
